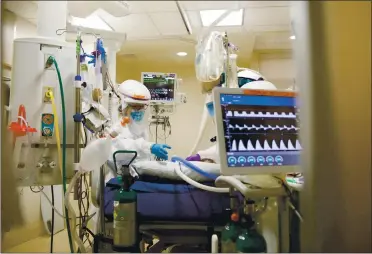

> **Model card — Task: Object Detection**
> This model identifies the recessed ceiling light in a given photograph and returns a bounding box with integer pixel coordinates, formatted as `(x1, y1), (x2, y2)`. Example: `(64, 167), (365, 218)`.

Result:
(177, 52), (187, 57)
(200, 9), (244, 27)
(290, 35), (296, 40)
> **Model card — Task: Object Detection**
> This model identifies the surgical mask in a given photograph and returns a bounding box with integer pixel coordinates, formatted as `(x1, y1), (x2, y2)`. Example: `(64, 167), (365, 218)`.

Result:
(206, 101), (214, 117)
(130, 110), (145, 122)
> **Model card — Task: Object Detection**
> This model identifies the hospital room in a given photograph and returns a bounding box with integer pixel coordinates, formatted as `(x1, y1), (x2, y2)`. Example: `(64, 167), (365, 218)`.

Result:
(0, 1), (371, 253)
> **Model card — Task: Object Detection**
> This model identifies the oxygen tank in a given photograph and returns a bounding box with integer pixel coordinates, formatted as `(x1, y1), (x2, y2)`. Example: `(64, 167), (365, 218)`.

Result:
(221, 212), (241, 253)
(236, 214), (267, 253)
(112, 175), (138, 251)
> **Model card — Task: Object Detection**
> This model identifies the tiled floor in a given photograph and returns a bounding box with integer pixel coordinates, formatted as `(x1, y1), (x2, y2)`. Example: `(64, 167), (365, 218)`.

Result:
(5, 230), (91, 253)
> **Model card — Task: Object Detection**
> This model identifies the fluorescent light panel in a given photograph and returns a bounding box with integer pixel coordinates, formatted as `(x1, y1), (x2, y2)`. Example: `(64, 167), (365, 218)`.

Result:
(70, 13), (113, 31)
(200, 9), (244, 27)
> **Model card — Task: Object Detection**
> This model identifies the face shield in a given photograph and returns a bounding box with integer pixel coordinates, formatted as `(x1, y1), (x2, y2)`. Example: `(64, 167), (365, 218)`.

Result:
(238, 77), (264, 88)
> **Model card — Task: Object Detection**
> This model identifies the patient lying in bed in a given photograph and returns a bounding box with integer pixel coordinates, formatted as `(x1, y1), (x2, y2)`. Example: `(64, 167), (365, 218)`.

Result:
(108, 159), (220, 182)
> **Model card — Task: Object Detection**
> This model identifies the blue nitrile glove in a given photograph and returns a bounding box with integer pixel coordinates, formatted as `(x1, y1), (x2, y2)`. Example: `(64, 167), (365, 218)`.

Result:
(151, 144), (172, 160)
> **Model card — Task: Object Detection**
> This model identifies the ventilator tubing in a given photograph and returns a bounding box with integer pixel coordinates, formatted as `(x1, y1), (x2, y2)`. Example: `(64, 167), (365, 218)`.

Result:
(172, 156), (218, 180)
(172, 157), (229, 193)
(189, 93), (212, 155)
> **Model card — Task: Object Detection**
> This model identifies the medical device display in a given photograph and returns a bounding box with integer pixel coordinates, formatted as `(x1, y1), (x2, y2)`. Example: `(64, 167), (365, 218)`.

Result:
(142, 72), (176, 103)
(214, 88), (301, 175)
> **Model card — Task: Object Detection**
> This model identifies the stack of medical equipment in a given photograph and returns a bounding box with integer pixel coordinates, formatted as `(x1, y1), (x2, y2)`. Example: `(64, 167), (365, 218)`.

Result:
(142, 72), (186, 145)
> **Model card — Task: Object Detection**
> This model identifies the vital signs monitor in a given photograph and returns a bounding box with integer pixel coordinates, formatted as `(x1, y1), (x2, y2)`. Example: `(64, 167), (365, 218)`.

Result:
(141, 72), (176, 103)
(213, 87), (301, 175)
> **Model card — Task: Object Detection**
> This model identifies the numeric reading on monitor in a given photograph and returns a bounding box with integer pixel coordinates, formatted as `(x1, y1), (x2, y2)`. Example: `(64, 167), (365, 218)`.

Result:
(220, 93), (301, 167)
(142, 73), (175, 101)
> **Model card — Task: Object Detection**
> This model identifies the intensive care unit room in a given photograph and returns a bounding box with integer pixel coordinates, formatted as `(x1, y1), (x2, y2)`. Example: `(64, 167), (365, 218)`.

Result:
(0, 1), (371, 253)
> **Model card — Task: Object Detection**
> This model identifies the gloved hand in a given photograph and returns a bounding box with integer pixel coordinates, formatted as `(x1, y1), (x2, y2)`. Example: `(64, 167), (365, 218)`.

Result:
(151, 144), (172, 160)
(186, 154), (201, 161)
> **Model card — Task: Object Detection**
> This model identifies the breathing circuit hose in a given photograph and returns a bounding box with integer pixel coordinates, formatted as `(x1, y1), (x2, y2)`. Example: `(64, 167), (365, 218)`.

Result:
(171, 156), (218, 180)
(171, 156), (229, 193)
(47, 56), (74, 253)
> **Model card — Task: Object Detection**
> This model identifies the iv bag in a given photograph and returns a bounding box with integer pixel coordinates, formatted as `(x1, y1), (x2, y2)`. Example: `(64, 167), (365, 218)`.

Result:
(195, 31), (225, 82)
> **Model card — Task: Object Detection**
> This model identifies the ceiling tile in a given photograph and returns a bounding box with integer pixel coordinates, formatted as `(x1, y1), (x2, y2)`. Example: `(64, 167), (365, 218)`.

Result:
(239, 1), (291, 8)
(181, 1), (241, 11)
(149, 12), (188, 36)
(244, 7), (291, 27)
(254, 32), (292, 50)
(108, 14), (160, 39)
(128, 1), (178, 13)
(186, 11), (202, 29)
(250, 25), (291, 33)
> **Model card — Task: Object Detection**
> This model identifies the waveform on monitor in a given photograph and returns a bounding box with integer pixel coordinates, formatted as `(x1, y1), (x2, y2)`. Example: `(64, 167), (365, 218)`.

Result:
(228, 124), (299, 131)
(226, 111), (296, 119)
(230, 139), (302, 151)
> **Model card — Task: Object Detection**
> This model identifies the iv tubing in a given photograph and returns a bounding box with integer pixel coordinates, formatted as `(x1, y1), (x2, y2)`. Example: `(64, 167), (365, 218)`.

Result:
(171, 156), (218, 180)
(64, 171), (86, 253)
(47, 56), (74, 253)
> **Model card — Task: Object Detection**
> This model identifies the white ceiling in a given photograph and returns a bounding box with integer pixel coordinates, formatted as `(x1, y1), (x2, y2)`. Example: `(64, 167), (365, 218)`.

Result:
(4, 1), (293, 64)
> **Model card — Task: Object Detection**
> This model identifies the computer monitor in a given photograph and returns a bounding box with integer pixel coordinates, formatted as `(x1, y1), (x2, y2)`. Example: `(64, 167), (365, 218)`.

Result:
(213, 87), (301, 175)
(141, 72), (176, 103)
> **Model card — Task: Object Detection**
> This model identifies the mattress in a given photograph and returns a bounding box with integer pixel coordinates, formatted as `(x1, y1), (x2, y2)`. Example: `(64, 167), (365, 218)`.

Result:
(104, 178), (231, 223)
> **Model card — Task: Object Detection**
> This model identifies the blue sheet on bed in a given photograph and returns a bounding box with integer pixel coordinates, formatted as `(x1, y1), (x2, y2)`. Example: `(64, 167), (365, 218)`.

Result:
(104, 178), (231, 222)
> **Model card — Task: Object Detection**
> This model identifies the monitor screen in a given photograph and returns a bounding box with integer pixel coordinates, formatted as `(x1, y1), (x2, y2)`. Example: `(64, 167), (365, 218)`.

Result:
(142, 73), (176, 102)
(220, 92), (300, 168)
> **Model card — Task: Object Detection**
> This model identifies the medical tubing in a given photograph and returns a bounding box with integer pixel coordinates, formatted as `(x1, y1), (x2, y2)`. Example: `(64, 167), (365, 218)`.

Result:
(171, 156), (218, 180)
(48, 56), (74, 253)
(175, 164), (229, 193)
(64, 171), (86, 253)
(16, 116), (31, 160)
(48, 92), (63, 174)
(37, 186), (66, 218)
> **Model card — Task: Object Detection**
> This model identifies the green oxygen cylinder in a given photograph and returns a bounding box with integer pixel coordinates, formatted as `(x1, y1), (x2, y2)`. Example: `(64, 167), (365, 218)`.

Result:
(221, 212), (240, 253)
(112, 175), (137, 251)
(236, 215), (267, 253)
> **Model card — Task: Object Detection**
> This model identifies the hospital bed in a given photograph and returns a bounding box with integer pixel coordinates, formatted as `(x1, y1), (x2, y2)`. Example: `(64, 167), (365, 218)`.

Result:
(90, 150), (234, 253)
(94, 158), (291, 253)
(94, 153), (235, 253)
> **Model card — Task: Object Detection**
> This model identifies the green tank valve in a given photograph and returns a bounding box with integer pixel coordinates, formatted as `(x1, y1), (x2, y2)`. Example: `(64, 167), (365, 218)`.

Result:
(221, 212), (240, 253)
(236, 216), (267, 253)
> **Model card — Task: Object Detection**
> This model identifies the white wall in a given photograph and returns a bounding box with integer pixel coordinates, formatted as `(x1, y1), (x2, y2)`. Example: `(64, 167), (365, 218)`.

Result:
(2, 10), (16, 66)
(1, 10), (47, 251)
(2, 10), (37, 65)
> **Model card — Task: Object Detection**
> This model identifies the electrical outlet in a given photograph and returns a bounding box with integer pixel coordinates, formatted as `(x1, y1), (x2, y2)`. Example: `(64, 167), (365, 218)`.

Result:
(43, 87), (55, 103)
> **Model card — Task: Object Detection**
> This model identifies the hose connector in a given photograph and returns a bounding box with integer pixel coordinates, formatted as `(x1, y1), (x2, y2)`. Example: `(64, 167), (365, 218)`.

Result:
(45, 56), (54, 69)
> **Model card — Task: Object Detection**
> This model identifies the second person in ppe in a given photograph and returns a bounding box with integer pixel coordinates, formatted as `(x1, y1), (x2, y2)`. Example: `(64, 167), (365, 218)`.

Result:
(110, 79), (171, 163)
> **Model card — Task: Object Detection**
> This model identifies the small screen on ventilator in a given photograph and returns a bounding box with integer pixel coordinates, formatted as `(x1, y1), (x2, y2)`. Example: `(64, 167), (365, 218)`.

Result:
(220, 91), (301, 168)
(142, 73), (175, 102)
